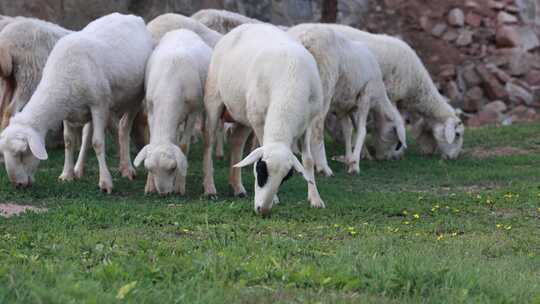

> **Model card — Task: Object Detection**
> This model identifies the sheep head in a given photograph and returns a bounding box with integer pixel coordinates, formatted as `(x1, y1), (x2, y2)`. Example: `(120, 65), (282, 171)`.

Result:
(414, 116), (464, 160)
(234, 143), (310, 216)
(134, 143), (187, 195)
(373, 102), (407, 160)
(0, 123), (47, 188)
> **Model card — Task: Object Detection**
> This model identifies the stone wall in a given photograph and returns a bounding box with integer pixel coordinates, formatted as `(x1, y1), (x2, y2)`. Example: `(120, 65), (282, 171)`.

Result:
(0, 0), (370, 30)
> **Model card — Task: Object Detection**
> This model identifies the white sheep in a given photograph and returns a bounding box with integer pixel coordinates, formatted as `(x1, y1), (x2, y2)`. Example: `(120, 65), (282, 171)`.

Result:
(0, 18), (72, 129)
(146, 13), (222, 48)
(134, 29), (212, 195)
(321, 24), (464, 159)
(203, 24), (325, 215)
(191, 9), (263, 34)
(0, 13), (153, 192)
(288, 25), (407, 175)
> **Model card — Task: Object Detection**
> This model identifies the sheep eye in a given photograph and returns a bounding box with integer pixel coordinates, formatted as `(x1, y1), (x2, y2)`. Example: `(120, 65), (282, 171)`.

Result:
(281, 167), (294, 185)
(455, 132), (461, 138)
(256, 159), (268, 187)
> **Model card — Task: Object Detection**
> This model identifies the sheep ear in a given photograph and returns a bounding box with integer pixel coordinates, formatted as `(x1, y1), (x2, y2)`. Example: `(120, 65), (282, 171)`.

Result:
(234, 147), (264, 168)
(291, 154), (313, 184)
(394, 125), (407, 149)
(134, 145), (149, 167)
(173, 145), (188, 175)
(444, 118), (456, 144)
(26, 130), (47, 160)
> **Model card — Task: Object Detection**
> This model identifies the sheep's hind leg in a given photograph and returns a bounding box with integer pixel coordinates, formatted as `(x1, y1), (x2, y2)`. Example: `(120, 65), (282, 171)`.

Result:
(302, 127), (325, 209)
(203, 103), (223, 199)
(228, 124), (252, 197)
(91, 108), (113, 194)
(59, 121), (79, 182)
(118, 110), (139, 180)
(74, 122), (92, 179)
(310, 114), (334, 177)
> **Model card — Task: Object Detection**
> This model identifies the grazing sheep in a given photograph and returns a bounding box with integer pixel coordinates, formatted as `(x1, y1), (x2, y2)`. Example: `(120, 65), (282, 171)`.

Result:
(0, 18), (72, 129)
(317, 24), (464, 159)
(288, 25), (407, 175)
(203, 24), (325, 215)
(134, 29), (212, 195)
(191, 9), (263, 34)
(0, 13), (153, 192)
(146, 13), (222, 48)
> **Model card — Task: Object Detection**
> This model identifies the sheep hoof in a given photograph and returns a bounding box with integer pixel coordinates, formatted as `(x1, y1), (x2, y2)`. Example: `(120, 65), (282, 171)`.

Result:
(120, 166), (137, 181)
(58, 172), (74, 182)
(310, 198), (326, 209)
(205, 193), (218, 201)
(73, 168), (84, 180)
(235, 192), (247, 198)
(318, 167), (334, 177)
(99, 180), (113, 194)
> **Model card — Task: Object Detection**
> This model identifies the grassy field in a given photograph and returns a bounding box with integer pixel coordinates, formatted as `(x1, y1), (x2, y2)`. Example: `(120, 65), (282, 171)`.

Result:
(1, 122), (540, 303)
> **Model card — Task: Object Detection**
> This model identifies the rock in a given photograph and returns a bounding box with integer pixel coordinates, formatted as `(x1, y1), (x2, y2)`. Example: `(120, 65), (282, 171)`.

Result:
(483, 100), (508, 113)
(448, 8), (465, 27)
(444, 81), (463, 106)
(439, 64), (456, 79)
(466, 11), (483, 27)
(456, 29), (473, 46)
(507, 105), (538, 122)
(431, 23), (448, 37)
(489, 0), (505, 10)
(486, 64), (512, 83)
(442, 29), (459, 41)
(496, 26), (521, 48)
(467, 108), (503, 127)
(465, 0), (479, 9)
(419, 15), (431, 32)
(464, 86), (487, 112)
(516, 26), (540, 51)
(506, 48), (533, 76)
(525, 70), (540, 86)
(462, 64), (482, 87)
(497, 11), (518, 24)
(506, 82), (534, 105)
(476, 64), (508, 100)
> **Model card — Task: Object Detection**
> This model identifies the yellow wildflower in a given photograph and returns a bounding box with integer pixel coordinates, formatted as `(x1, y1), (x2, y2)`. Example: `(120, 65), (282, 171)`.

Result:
(413, 214), (420, 219)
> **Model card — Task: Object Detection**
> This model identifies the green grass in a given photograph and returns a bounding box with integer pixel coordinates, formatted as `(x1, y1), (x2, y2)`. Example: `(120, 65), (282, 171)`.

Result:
(1, 123), (540, 303)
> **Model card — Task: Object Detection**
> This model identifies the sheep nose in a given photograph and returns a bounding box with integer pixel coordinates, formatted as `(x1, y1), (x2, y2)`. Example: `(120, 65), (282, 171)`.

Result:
(256, 206), (271, 217)
(15, 182), (27, 189)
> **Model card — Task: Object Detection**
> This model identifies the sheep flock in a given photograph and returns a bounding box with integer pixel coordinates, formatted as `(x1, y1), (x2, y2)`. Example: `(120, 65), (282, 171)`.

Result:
(0, 10), (465, 216)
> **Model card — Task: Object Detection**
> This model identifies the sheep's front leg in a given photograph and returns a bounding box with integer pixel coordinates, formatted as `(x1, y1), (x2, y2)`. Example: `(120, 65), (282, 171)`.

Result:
(118, 110), (139, 180)
(74, 122), (92, 179)
(338, 115), (354, 170)
(59, 121), (78, 182)
(302, 127), (326, 209)
(348, 101), (370, 175)
(179, 112), (197, 155)
(203, 104), (223, 198)
(215, 119), (225, 159)
(145, 172), (157, 194)
(310, 114), (334, 177)
(228, 124), (252, 197)
(91, 108), (113, 194)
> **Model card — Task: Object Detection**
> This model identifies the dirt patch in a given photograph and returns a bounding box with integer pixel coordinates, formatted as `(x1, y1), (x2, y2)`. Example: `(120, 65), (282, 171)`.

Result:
(0, 203), (47, 218)
(468, 146), (532, 159)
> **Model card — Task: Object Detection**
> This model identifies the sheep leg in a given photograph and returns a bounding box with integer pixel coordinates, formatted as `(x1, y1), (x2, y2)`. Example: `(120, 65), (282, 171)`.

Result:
(349, 104), (370, 175)
(145, 173), (157, 194)
(228, 124), (252, 197)
(179, 112), (197, 155)
(91, 108), (113, 194)
(118, 110), (138, 181)
(59, 121), (78, 182)
(339, 115), (354, 170)
(310, 114), (334, 177)
(74, 122), (92, 179)
(302, 127), (325, 209)
(203, 104), (223, 198)
(215, 119), (225, 159)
